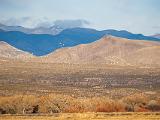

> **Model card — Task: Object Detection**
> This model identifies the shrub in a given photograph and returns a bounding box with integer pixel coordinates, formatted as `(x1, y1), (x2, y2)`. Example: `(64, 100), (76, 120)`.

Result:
(1, 93), (158, 114)
(0, 108), (6, 114)
(64, 104), (85, 113)
(94, 97), (125, 112)
(0, 95), (38, 114)
(122, 93), (148, 112)
(147, 100), (160, 111)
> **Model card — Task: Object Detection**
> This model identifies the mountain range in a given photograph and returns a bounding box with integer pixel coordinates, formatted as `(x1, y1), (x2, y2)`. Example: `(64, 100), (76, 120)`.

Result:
(0, 26), (159, 56)
(0, 35), (160, 67)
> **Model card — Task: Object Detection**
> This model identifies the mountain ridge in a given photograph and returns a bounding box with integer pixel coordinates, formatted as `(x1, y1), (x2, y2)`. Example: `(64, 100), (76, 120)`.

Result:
(40, 36), (160, 67)
(0, 27), (159, 56)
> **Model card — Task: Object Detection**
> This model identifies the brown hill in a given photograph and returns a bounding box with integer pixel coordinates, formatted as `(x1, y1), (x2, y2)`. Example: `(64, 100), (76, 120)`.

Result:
(127, 46), (160, 66)
(41, 36), (160, 67)
(0, 41), (34, 60)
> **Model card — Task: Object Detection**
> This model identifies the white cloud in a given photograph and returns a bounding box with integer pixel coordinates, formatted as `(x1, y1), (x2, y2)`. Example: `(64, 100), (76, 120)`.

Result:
(53, 19), (90, 28)
(1, 18), (91, 29)
(1, 17), (51, 28)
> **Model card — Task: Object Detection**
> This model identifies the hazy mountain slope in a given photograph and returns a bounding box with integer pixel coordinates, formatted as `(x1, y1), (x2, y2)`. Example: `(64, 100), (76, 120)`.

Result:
(0, 31), (60, 56)
(0, 28), (159, 56)
(0, 23), (63, 35)
(0, 41), (34, 59)
(151, 34), (160, 39)
(42, 36), (160, 66)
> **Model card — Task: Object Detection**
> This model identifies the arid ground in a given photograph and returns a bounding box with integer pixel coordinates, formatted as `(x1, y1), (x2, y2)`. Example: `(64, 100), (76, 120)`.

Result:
(0, 59), (160, 117)
(0, 113), (160, 120)
(0, 59), (160, 97)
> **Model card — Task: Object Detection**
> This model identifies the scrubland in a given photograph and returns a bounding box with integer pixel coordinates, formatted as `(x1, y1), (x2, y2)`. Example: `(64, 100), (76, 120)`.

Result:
(0, 60), (160, 120)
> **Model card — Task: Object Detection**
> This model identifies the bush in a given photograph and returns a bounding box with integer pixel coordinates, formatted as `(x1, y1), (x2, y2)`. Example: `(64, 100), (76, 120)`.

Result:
(0, 95), (38, 114)
(94, 98), (125, 112)
(38, 94), (72, 113)
(122, 93), (148, 112)
(1, 93), (159, 114)
(147, 100), (160, 111)
(64, 104), (85, 113)
(0, 108), (6, 114)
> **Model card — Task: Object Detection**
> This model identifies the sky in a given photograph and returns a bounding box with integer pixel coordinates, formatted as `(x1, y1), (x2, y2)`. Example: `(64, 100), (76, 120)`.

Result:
(0, 0), (160, 35)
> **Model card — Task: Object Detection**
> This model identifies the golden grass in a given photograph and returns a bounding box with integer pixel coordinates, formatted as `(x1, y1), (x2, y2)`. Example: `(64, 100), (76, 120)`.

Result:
(0, 112), (160, 120)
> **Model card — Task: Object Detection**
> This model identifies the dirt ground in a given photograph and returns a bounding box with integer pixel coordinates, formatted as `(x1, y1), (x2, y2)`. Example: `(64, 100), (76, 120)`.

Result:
(0, 112), (160, 120)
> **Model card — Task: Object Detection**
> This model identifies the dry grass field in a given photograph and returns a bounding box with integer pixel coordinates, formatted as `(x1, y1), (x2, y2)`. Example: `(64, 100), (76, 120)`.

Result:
(0, 113), (160, 120)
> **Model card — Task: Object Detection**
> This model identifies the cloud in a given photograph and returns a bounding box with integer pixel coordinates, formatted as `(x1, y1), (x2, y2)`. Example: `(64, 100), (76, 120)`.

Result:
(36, 21), (53, 28)
(1, 18), (90, 29)
(53, 19), (90, 28)
(1, 17), (51, 28)
(36, 19), (90, 28)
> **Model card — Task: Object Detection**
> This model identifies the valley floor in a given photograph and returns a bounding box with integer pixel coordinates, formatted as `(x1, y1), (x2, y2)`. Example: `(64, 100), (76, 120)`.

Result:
(0, 59), (160, 97)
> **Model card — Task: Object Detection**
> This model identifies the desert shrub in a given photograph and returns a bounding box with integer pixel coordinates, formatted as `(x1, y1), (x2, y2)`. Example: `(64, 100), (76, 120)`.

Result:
(0, 95), (38, 114)
(147, 100), (160, 111)
(0, 96), (21, 114)
(0, 93), (157, 114)
(96, 101), (125, 112)
(62, 96), (85, 113)
(21, 95), (38, 114)
(38, 94), (73, 113)
(125, 104), (134, 112)
(80, 98), (97, 112)
(93, 97), (125, 112)
(134, 106), (150, 112)
(0, 108), (6, 114)
(123, 93), (148, 112)
(32, 105), (39, 113)
(64, 103), (85, 113)
(38, 95), (59, 113)
(112, 100), (125, 112)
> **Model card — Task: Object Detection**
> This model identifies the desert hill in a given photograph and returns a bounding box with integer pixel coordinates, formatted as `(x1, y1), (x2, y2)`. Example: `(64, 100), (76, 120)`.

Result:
(41, 36), (160, 66)
(0, 41), (34, 59)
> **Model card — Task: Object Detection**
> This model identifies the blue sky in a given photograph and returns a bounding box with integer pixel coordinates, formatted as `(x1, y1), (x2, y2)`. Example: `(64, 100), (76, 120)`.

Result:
(0, 0), (160, 35)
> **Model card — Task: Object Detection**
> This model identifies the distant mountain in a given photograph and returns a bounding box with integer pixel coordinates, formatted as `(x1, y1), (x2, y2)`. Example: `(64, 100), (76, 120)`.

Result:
(0, 23), (32, 34)
(103, 29), (160, 41)
(0, 19), (89, 35)
(0, 41), (33, 59)
(0, 28), (159, 56)
(42, 36), (160, 67)
(151, 34), (160, 39)
(0, 23), (63, 35)
(0, 28), (105, 56)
